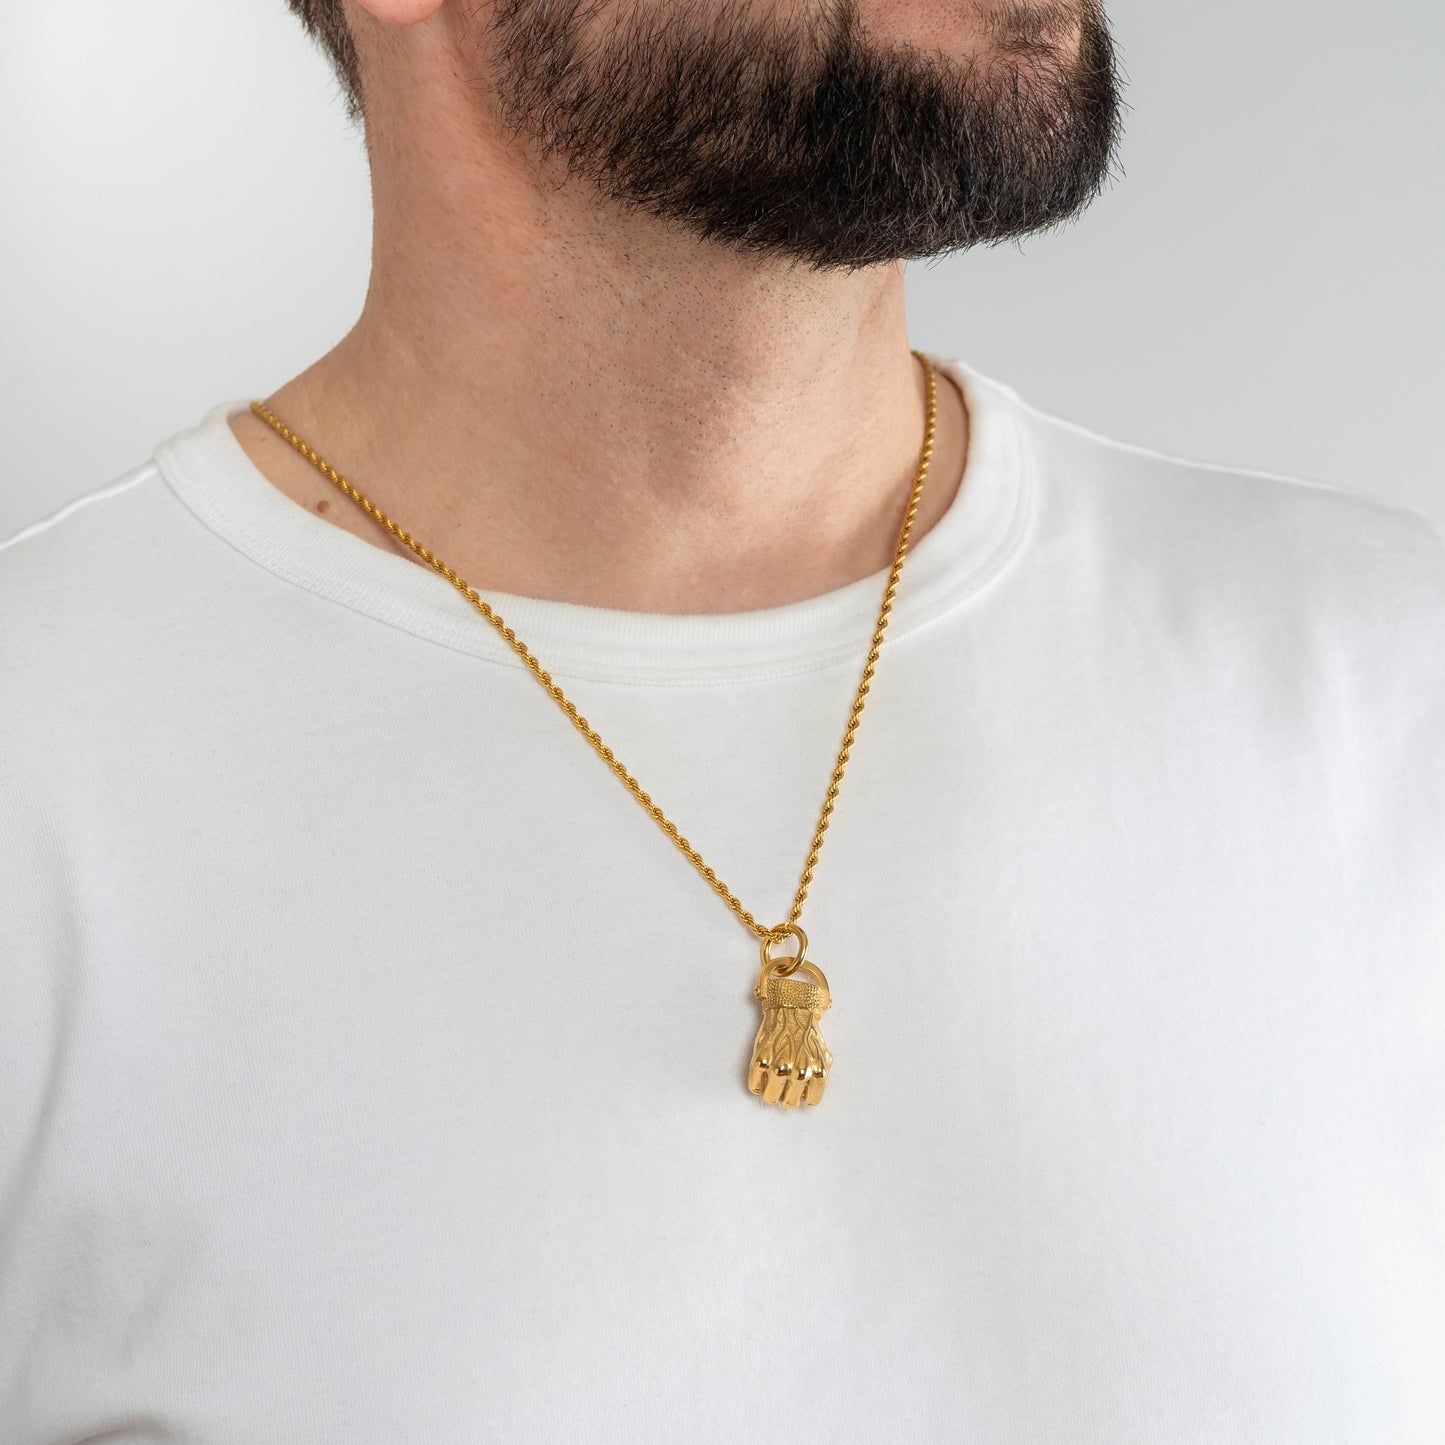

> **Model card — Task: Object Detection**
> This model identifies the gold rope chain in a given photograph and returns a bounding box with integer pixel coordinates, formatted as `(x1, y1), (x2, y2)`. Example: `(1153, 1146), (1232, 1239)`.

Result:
(249, 350), (938, 956)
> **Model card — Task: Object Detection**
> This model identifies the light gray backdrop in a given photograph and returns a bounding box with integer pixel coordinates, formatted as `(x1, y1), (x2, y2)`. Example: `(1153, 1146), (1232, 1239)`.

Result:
(3, 0), (1442, 540)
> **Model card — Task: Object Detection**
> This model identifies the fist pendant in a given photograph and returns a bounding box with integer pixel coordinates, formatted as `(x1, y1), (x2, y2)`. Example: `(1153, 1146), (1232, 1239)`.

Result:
(748, 957), (833, 1108)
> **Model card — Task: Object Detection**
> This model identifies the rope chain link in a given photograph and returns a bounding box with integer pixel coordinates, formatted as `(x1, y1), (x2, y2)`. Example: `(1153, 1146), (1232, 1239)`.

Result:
(249, 351), (938, 950)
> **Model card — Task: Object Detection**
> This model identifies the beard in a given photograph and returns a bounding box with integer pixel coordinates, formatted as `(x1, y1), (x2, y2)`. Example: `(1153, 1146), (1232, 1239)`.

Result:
(484, 0), (1123, 271)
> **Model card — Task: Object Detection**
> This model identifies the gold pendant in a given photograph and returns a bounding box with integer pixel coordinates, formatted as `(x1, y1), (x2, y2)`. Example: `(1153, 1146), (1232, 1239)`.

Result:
(748, 924), (833, 1108)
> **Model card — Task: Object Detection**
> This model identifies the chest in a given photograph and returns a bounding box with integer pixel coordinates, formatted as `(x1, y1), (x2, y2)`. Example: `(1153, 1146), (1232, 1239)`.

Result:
(16, 641), (1445, 1442)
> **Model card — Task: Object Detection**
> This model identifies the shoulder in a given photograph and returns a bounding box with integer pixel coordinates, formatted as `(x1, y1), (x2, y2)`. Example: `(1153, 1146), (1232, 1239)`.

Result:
(978, 369), (1445, 633)
(950, 363), (1445, 768)
(0, 457), (174, 612)
(0, 456), (219, 766)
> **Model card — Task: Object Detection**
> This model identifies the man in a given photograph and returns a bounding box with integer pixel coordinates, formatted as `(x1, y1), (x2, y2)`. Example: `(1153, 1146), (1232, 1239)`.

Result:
(1, 0), (1441, 1439)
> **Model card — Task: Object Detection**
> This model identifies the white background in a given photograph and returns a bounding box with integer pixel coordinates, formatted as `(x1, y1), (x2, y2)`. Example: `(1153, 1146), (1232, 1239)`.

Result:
(2, 0), (1442, 539)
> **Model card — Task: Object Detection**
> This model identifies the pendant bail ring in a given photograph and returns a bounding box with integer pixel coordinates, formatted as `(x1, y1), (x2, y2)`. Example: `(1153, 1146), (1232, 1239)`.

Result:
(760, 922), (808, 976)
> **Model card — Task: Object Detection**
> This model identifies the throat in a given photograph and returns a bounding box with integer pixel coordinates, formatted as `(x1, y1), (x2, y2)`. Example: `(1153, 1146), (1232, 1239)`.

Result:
(227, 361), (967, 617)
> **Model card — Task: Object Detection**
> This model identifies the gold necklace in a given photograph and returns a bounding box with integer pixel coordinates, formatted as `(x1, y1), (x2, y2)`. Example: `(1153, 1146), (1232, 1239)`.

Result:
(249, 349), (939, 1109)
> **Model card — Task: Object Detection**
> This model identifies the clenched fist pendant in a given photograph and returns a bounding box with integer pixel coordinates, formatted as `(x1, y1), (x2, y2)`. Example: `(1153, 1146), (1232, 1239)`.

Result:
(747, 924), (833, 1108)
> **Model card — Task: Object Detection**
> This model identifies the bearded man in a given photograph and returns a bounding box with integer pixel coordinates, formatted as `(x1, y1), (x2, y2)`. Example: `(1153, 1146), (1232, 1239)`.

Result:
(1, 1), (1441, 1440)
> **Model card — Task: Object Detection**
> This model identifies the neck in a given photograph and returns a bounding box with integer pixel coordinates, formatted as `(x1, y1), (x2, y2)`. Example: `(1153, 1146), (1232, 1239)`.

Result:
(229, 69), (968, 615)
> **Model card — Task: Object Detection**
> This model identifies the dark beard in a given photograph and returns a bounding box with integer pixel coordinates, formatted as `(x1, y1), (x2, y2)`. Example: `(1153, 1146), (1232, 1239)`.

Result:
(485, 0), (1123, 271)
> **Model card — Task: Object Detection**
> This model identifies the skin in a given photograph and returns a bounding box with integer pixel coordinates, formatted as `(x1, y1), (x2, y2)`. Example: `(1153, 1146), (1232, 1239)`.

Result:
(229, 1), (1084, 613)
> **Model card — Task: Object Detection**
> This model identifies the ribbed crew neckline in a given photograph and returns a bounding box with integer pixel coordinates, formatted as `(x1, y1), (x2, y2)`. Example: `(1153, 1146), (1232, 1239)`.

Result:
(152, 353), (1035, 686)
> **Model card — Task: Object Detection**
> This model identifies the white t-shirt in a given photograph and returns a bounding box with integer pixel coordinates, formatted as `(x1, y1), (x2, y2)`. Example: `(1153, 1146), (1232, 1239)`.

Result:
(2, 354), (1443, 1443)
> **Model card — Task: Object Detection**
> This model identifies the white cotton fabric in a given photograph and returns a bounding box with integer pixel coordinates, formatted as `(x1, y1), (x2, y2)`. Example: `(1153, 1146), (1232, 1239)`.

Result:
(2, 354), (1443, 1443)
